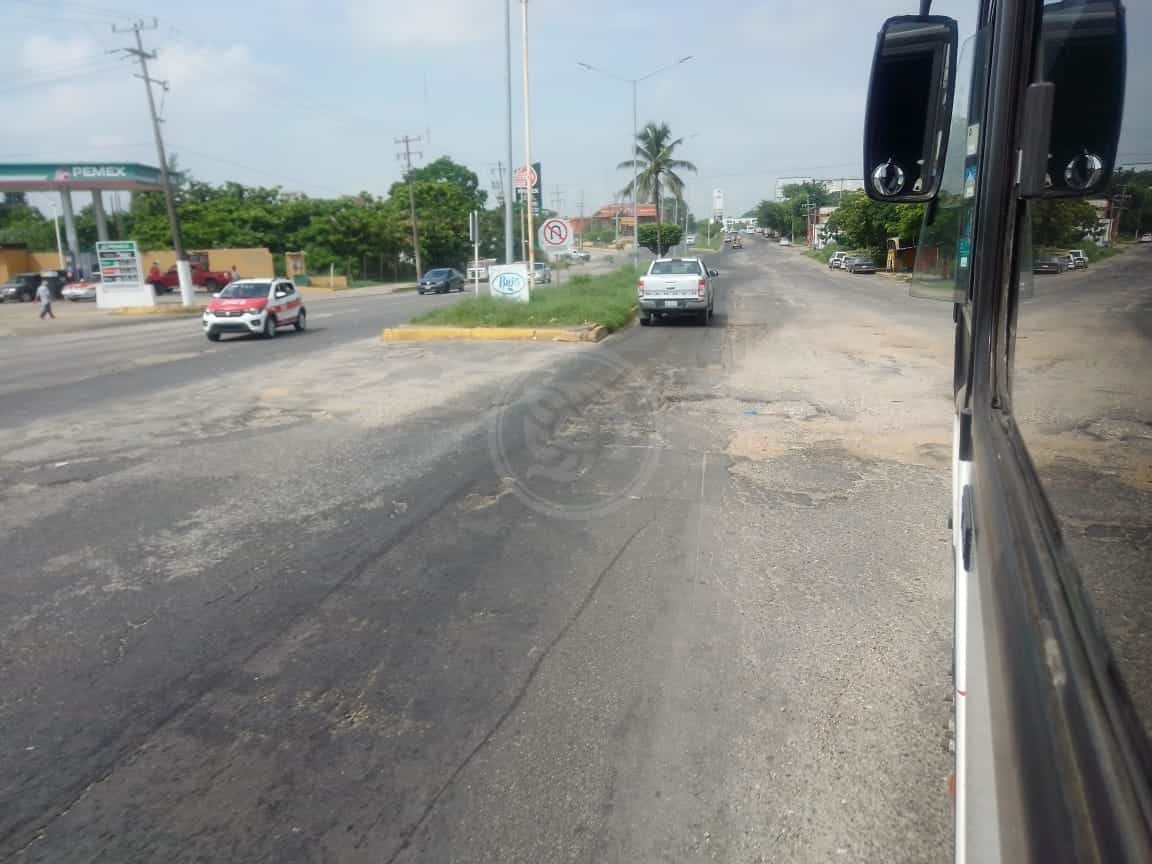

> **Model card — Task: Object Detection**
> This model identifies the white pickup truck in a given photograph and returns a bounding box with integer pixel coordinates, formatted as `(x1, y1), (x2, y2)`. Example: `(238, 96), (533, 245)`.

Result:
(637, 257), (718, 326)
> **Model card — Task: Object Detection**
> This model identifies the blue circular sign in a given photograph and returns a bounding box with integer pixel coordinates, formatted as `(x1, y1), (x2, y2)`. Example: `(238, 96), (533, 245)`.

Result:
(492, 272), (526, 297)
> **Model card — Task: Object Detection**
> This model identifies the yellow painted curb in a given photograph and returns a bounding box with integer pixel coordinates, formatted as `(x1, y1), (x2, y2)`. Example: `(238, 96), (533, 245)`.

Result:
(111, 305), (207, 316)
(382, 324), (608, 343)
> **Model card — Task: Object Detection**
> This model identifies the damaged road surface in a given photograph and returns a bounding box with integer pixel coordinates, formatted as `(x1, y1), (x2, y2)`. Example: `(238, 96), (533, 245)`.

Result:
(0, 243), (955, 863)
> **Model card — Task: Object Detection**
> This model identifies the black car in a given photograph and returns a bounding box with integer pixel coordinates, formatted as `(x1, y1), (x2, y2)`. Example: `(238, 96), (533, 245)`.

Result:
(1032, 255), (1065, 274)
(0, 272), (42, 302)
(845, 256), (877, 274)
(418, 268), (466, 294)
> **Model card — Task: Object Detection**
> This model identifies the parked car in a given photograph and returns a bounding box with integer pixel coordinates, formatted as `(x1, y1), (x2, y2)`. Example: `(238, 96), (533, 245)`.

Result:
(1033, 254), (1065, 274)
(0, 272), (39, 302)
(202, 278), (306, 341)
(1140, 233), (1152, 243)
(845, 255), (877, 274)
(829, 251), (849, 270)
(569, 249), (591, 262)
(417, 268), (466, 294)
(63, 272), (101, 301)
(778, 238), (792, 247)
(533, 262), (552, 284)
(636, 257), (717, 326)
(1067, 249), (1088, 269)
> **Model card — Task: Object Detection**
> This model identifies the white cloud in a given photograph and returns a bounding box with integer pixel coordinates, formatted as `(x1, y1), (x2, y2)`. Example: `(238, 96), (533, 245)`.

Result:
(20, 34), (101, 70)
(344, 0), (501, 45)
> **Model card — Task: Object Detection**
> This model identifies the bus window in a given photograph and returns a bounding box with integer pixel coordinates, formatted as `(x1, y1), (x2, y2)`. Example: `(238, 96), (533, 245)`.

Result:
(1014, 0), (1152, 737)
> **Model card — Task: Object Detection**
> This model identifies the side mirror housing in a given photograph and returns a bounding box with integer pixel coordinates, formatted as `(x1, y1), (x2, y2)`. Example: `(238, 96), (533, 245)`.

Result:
(1025, 0), (1126, 198)
(863, 15), (959, 203)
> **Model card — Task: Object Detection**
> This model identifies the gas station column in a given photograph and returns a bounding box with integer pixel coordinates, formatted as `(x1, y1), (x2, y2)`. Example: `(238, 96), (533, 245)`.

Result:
(59, 189), (80, 266)
(91, 190), (110, 242)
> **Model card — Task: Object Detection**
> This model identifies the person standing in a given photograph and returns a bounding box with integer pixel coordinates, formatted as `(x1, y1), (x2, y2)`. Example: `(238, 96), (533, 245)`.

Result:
(229, 264), (241, 283)
(36, 279), (55, 320)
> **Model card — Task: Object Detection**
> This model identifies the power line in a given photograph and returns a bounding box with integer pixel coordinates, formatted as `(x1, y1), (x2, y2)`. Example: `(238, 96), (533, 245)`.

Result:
(396, 135), (424, 278)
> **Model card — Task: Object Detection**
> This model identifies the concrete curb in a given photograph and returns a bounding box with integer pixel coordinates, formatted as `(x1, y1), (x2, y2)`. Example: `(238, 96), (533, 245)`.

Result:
(382, 324), (608, 343)
(111, 305), (207, 316)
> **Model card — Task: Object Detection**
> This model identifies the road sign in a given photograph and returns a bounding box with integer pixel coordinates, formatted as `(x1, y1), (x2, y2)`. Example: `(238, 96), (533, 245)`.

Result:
(538, 217), (573, 251)
(488, 264), (531, 304)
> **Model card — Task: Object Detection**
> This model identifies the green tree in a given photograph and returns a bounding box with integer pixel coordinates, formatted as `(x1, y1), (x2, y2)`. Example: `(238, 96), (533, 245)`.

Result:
(618, 122), (697, 225)
(1031, 198), (1098, 247)
(637, 223), (683, 256)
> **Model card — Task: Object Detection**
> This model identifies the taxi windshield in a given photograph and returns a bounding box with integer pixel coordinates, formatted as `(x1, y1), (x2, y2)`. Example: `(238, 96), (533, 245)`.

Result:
(218, 282), (269, 298)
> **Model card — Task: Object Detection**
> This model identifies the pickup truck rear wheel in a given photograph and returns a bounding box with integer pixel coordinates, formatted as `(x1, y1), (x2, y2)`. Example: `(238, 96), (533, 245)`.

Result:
(204, 279), (219, 293)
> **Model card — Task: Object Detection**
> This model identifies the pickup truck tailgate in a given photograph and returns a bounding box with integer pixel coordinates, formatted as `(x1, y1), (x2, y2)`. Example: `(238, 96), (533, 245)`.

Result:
(641, 275), (700, 298)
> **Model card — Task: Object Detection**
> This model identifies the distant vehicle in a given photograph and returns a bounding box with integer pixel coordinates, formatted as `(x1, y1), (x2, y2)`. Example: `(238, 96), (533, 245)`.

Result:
(202, 278), (306, 341)
(0, 272), (40, 302)
(637, 257), (717, 326)
(723, 235), (733, 245)
(845, 255), (877, 274)
(533, 262), (553, 284)
(1067, 249), (1088, 268)
(731, 237), (743, 249)
(1140, 233), (1152, 243)
(63, 272), (101, 301)
(778, 238), (792, 247)
(148, 257), (233, 295)
(1033, 254), (1065, 274)
(568, 249), (591, 262)
(418, 268), (466, 294)
(829, 251), (849, 270)
(685, 234), (697, 246)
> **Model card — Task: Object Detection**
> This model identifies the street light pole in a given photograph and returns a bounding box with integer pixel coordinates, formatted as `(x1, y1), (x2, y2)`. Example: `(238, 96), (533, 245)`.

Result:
(631, 79), (639, 270)
(577, 55), (693, 272)
(520, 0), (537, 288)
(504, 0), (515, 265)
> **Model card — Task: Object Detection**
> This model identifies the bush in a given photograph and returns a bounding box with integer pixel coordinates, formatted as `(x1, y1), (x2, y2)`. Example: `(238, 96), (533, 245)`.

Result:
(413, 268), (637, 331)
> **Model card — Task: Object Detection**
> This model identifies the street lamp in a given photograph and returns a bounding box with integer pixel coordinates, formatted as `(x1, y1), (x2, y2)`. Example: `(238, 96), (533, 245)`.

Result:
(577, 55), (694, 270)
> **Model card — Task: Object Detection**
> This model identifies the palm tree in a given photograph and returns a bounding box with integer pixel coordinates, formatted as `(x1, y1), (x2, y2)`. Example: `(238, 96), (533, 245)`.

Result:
(618, 122), (697, 227)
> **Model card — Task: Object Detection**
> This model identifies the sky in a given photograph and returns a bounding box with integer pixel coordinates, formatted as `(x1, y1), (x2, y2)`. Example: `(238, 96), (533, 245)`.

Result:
(0, 0), (1146, 221)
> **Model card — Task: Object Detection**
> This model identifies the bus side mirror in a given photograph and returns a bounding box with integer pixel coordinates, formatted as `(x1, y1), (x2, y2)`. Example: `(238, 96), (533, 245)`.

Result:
(863, 15), (959, 203)
(1026, 0), (1125, 198)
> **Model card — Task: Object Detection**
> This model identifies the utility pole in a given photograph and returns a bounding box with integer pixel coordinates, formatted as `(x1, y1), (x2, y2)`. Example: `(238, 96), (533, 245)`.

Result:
(520, 0), (537, 287)
(551, 184), (565, 213)
(114, 17), (191, 304)
(396, 135), (424, 280)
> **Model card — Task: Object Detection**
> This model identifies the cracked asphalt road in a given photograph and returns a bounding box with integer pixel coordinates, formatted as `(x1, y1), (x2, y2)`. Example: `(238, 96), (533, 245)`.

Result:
(0, 240), (956, 862)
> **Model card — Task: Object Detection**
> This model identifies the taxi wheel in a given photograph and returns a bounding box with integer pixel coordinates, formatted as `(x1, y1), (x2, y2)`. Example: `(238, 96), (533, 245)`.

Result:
(294, 309), (307, 332)
(263, 315), (277, 338)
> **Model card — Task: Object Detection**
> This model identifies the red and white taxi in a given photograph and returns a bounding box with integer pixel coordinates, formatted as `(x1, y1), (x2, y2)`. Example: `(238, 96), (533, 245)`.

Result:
(202, 278), (306, 341)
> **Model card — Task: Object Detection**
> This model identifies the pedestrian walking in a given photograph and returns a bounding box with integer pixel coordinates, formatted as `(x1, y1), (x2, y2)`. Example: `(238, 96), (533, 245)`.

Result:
(36, 280), (55, 319)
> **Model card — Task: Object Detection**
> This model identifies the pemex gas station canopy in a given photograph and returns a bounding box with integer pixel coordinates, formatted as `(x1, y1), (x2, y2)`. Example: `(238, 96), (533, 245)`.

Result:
(0, 162), (165, 192)
(0, 162), (168, 261)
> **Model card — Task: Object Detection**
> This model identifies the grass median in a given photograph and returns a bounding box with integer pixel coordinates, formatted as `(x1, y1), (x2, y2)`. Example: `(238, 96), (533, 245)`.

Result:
(411, 269), (637, 332)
